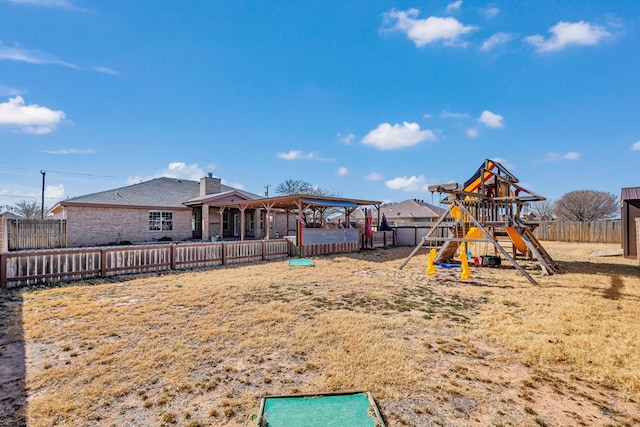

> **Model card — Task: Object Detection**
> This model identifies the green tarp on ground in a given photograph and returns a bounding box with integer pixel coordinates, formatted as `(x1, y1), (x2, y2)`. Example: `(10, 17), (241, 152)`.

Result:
(288, 258), (314, 266)
(259, 392), (384, 427)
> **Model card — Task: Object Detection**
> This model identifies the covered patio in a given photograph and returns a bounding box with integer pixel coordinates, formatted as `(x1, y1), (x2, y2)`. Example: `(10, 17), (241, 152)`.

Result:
(214, 194), (387, 255)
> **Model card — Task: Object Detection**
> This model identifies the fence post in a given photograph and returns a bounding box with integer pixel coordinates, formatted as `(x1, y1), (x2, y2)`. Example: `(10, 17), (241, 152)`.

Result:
(170, 244), (176, 270)
(100, 249), (107, 277)
(221, 241), (226, 265)
(262, 240), (266, 261)
(0, 253), (6, 289)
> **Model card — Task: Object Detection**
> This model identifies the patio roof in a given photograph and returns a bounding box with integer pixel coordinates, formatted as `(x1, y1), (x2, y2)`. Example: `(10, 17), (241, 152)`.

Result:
(213, 194), (382, 211)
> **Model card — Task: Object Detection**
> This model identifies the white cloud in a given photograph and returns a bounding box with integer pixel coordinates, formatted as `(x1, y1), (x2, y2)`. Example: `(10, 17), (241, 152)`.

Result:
(525, 21), (611, 53)
(364, 172), (383, 182)
(631, 141), (640, 151)
(0, 85), (25, 96)
(91, 66), (120, 75)
(45, 183), (65, 199)
(543, 152), (581, 162)
(481, 7), (500, 18)
(277, 150), (327, 160)
(221, 179), (244, 190)
(466, 128), (479, 138)
(127, 162), (209, 185)
(383, 8), (476, 47)
(162, 162), (205, 180)
(479, 110), (504, 128)
(481, 32), (513, 51)
(6, 0), (84, 10)
(441, 110), (471, 119)
(0, 43), (77, 68)
(0, 44), (117, 73)
(0, 96), (66, 134)
(42, 148), (94, 154)
(491, 157), (515, 170)
(336, 167), (348, 176)
(361, 121), (436, 150)
(446, 1), (462, 13)
(337, 132), (356, 144)
(386, 175), (430, 192)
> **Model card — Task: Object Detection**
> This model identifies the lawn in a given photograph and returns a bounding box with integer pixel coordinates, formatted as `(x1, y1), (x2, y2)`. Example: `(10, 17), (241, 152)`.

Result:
(1, 241), (639, 426)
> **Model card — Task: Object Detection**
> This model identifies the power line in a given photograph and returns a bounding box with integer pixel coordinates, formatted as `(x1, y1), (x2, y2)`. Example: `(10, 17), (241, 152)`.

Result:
(0, 166), (124, 180)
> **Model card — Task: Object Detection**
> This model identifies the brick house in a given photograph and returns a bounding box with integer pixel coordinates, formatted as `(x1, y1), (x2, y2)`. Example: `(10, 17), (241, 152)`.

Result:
(50, 176), (268, 247)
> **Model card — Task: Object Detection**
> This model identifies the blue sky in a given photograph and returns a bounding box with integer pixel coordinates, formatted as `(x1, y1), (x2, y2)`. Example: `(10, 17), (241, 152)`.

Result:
(1, 0), (638, 209)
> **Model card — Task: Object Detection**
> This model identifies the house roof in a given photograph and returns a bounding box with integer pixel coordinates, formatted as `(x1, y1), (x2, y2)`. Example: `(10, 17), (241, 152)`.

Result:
(329, 199), (445, 222)
(381, 199), (446, 219)
(51, 177), (261, 212)
(184, 190), (263, 205)
(216, 194), (381, 212)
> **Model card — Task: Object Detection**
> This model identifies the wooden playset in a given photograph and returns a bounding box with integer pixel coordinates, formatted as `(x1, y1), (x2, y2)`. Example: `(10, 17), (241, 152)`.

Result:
(400, 159), (556, 285)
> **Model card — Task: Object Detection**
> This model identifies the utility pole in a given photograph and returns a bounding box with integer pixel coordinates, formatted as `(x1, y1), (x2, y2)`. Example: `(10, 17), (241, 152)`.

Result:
(264, 184), (270, 197)
(41, 170), (45, 219)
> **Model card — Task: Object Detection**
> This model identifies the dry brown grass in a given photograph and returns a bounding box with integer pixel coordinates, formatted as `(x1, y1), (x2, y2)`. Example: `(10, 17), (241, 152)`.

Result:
(1, 241), (640, 426)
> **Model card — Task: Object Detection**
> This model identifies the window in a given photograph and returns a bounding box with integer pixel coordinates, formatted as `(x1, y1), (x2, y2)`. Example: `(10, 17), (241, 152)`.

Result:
(247, 211), (254, 231)
(149, 210), (174, 231)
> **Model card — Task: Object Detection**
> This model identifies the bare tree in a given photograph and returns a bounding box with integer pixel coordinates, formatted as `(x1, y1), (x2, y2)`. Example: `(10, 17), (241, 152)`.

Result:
(274, 179), (341, 225)
(274, 179), (339, 197)
(8, 200), (42, 218)
(274, 179), (314, 196)
(554, 190), (618, 221)
(530, 199), (556, 220)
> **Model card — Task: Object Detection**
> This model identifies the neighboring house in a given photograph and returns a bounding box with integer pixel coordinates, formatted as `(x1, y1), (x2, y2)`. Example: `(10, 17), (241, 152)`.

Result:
(379, 199), (447, 226)
(51, 176), (264, 247)
(621, 187), (640, 258)
(330, 199), (447, 228)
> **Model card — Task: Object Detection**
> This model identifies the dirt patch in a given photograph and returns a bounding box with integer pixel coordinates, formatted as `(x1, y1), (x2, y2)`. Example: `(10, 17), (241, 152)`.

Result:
(1, 241), (639, 426)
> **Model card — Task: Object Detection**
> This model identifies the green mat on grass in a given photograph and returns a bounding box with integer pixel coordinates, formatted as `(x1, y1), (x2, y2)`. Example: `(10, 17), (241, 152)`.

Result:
(288, 258), (314, 266)
(258, 392), (384, 427)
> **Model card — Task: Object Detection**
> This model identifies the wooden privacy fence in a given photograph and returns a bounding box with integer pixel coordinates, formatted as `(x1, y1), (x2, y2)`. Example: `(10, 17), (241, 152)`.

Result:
(1, 239), (290, 289)
(531, 220), (621, 244)
(6, 218), (67, 251)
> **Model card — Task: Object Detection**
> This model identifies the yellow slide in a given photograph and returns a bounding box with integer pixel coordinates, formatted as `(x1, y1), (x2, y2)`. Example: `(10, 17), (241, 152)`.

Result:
(505, 227), (527, 253)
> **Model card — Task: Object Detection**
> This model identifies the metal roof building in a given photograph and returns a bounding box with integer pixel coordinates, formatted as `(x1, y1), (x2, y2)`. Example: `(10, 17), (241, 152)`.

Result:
(621, 187), (640, 258)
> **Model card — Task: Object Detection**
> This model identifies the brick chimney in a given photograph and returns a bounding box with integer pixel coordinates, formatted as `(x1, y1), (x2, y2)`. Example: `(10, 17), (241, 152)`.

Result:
(200, 173), (221, 196)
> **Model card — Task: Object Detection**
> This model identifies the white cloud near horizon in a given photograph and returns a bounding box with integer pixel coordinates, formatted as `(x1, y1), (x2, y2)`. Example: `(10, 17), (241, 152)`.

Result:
(0, 96), (66, 134)
(479, 110), (504, 128)
(446, 1), (462, 13)
(44, 183), (65, 199)
(526, 21), (611, 53)
(127, 162), (207, 185)
(383, 8), (476, 47)
(361, 121), (436, 150)
(386, 175), (430, 192)
(336, 167), (348, 176)
(631, 141), (640, 151)
(481, 32), (513, 51)
(543, 152), (581, 162)
(364, 172), (383, 182)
